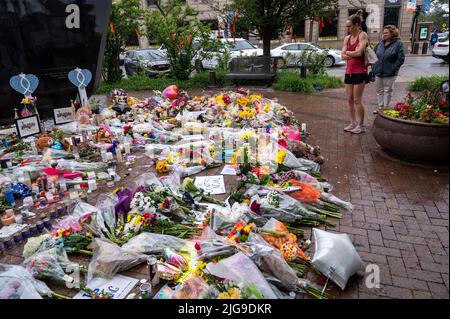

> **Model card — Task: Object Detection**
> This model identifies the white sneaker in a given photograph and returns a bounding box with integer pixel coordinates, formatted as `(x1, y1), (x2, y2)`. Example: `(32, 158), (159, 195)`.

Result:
(344, 122), (357, 132)
(350, 125), (365, 134)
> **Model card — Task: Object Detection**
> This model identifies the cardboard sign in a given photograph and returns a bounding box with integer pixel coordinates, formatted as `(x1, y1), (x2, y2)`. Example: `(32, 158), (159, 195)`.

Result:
(15, 114), (42, 138)
(194, 175), (226, 195)
(53, 107), (75, 125)
(73, 274), (139, 299)
(221, 164), (238, 176)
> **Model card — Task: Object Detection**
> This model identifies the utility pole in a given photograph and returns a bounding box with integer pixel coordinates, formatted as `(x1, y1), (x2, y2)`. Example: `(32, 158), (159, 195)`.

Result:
(411, 4), (422, 54)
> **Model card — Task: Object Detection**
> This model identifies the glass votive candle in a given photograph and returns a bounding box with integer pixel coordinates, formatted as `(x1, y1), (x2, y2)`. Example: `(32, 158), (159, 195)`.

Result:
(49, 209), (58, 220)
(4, 236), (14, 250)
(36, 221), (45, 233)
(21, 226), (31, 240)
(29, 224), (39, 236)
(57, 206), (66, 217)
(43, 218), (52, 230)
(13, 232), (22, 243)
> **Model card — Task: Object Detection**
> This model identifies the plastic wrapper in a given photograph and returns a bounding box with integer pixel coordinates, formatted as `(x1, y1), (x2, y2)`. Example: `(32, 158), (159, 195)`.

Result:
(311, 228), (365, 290)
(135, 173), (162, 188)
(320, 192), (354, 212)
(41, 148), (74, 163)
(170, 275), (218, 299)
(95, 194), (118, 234)
(259, 219), (309, 261)
(22, 248), (70, 284)
(174, 165), (206, 178)
(87, 238), (147, 281)
(121, 233), (188, 255)
(0, 264), (52, 299)
(23, 234), (53, 258)
(195, 227), (237, 260)
(163, 248), (188, 271)
(156, 262), (183, 281)
(205, 252), (277, 299)
(56, 159), (107, 172)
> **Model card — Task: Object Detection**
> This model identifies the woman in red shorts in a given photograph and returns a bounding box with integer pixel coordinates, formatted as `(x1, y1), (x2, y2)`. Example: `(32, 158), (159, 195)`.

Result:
(341, 10), (369, 134)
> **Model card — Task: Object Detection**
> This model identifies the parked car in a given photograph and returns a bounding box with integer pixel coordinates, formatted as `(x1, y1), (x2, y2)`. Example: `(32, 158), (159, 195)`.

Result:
(271, 42), (345, 68)
(119, 51), (126, 65)
(124, 49), (171, 77)
(195, 38), (264, 70)
(432, 35), (449, 63)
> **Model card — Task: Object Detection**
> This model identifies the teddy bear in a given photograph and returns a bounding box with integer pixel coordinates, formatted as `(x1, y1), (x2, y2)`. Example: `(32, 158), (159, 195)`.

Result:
(93, 126), (113, 143)
(291, 141), (325, 165)
(36, 135), (55, 151)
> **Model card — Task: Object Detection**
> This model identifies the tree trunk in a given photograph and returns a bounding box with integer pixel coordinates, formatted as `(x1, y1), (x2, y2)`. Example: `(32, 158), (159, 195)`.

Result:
(263, 31), (272, 58)
(309, 19), (314, 42)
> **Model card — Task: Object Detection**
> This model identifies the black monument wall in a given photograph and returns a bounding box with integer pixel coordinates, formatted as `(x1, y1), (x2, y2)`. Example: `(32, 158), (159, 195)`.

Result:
(0, 0), (112, 123)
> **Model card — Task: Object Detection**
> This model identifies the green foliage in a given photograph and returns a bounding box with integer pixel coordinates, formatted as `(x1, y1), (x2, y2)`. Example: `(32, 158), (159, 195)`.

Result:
(102, 0), (142, 83)
(95, 71), (231, 94)
(273, 71), (343, 93)
(144, 0), (223, 80)
(408, 75), (449, 92)
(230, 0), (339, 56)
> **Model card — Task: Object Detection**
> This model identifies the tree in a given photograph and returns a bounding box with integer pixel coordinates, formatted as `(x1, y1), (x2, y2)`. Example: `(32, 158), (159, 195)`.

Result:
(144, 0), (223, 80)
(102, 0), (142, 83)
(230, 0), (338, 58)
(419, 0), (449, 31)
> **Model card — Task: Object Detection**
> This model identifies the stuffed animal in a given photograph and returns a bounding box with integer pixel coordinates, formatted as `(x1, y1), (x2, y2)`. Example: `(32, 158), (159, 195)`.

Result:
(36, 135), (55, 151)
(291, 141), (325, 165)
(93, 126), (113, 143)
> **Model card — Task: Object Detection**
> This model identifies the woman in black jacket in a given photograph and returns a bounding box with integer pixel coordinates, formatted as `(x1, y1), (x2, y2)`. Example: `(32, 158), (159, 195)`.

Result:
(372, 25), (405, 113)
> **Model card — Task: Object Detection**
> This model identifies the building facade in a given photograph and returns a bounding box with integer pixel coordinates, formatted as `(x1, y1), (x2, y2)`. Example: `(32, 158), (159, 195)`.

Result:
(138, 0), (421, 50)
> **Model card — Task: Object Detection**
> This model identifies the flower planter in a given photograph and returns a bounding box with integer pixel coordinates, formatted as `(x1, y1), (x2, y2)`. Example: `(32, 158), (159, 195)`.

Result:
(373, 112), (449, 163)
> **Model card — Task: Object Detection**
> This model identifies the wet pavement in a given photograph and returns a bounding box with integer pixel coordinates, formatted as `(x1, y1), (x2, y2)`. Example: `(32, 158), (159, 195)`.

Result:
(1, 82), (448, 299)
(328, 56), (449, 83)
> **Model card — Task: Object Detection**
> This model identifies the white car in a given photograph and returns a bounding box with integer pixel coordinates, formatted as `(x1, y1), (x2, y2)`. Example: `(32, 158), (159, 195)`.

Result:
(271, 42), (345, 68)
(432, 36), (449, 63)
(196, 38), (264, 70)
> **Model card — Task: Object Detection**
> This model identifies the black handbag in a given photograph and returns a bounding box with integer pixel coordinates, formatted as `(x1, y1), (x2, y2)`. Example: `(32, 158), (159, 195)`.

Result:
(366, 66), (376, 84)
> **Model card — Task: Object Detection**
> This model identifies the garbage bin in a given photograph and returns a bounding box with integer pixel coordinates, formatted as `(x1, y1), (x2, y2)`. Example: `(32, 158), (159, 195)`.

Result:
(422, 42), (429, 54)
(413, 42), (420, 54)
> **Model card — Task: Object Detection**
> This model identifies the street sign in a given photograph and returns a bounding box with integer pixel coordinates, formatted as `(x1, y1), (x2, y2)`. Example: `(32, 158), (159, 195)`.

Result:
(407, 0), (417, 13)
(422, 0), (432, 12)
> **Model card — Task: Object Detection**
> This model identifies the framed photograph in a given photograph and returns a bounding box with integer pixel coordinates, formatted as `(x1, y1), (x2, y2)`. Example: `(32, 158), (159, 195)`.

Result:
(15, 114), (42, 138)
(53, 107), (75, 125)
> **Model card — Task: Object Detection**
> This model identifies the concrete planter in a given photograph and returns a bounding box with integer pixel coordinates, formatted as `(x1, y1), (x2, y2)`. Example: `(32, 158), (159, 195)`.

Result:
(373, 112), (449, 163)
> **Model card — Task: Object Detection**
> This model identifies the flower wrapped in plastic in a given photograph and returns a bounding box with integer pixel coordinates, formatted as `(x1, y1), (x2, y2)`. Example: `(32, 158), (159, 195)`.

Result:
(0, 264), (52, 299)
(22, 249), (72, 284)
(205, 252), (277, 299)
(87, 238), (147, 281)
(121, 232), (188, 255)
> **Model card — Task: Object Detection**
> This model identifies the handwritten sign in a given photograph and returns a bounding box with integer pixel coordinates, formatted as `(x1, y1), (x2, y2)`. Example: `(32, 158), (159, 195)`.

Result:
(53, 107), (75, 125)
(73, 274), (139, 299)
(194, 175), (226, 195)
(15, 114), (42, 138)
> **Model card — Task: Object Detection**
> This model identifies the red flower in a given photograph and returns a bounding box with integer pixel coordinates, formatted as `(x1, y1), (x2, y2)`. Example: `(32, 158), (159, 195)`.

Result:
(278, 138), (288, 149)
(250, 200), (261, 215)
(222, 94), (232, 105)
(194, 242), (201, 251)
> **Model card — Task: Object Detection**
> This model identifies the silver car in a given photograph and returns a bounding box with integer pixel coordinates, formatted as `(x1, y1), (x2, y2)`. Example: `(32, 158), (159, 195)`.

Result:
(124, 49), (171, 77)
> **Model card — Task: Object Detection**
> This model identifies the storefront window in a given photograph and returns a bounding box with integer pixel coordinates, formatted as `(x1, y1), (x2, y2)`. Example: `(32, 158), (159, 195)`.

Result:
(319, 11), (339, 40)
(384, 7), (401, 27)
(292, 18), (305, 41)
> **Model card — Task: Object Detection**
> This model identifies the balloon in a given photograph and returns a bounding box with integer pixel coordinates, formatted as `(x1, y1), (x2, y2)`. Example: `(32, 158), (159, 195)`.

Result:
(162, 85), (179, 100)
(311, 228), (365, 290)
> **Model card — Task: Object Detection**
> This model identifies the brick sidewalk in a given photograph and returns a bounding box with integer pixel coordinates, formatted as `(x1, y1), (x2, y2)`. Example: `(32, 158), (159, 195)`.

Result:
(2, 84), (447, 299)
(254, 83), (449, 299)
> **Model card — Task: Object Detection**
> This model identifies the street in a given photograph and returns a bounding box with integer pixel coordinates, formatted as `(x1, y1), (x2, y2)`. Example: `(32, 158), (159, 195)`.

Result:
(328, 56), (449, 82)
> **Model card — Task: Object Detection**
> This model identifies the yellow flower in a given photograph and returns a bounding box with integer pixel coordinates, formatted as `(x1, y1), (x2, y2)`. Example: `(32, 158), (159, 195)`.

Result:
(263, 103), (271, 113)
(216, 96), (226, 106)
(127, 214), (132, 223)
(108, 105), (113, 110)
(156, 160), (170, 174)
(276, 150), (286, 164)
(218, 288), (241, 299)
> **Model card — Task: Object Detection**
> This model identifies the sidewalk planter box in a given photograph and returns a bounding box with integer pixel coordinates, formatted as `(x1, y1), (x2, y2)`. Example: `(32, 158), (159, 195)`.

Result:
(373, 112), (449, 163)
